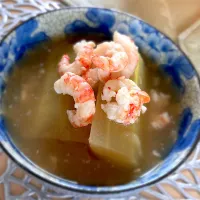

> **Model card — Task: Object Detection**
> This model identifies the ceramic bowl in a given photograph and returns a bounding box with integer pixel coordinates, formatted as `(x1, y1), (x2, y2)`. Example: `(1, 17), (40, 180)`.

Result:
(0, 7), (200, 198)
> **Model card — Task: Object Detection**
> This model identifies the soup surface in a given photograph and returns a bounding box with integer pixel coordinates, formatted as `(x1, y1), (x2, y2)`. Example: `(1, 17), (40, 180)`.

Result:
(3, 36), (180, 186)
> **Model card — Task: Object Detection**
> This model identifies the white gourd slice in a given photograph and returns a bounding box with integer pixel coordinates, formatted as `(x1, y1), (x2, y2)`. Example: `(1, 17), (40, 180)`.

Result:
(89, 57), (145, 168)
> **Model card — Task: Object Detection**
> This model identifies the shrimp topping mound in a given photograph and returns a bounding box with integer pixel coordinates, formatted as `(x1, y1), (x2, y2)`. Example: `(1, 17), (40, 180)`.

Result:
(101, 78), (150, 125)
(54, 72), (96, 128)
(54, 31), (150, 127)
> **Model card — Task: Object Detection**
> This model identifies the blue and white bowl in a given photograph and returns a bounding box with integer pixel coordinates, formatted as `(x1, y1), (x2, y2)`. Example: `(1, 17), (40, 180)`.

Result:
(0, 7), (200, 198)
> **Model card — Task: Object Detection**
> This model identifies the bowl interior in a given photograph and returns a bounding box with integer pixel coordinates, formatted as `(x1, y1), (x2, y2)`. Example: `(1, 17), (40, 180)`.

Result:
(0, 7), (200, 196)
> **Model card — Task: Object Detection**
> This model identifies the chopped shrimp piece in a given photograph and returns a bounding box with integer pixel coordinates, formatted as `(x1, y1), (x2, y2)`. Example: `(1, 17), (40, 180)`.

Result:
(58, 54), (84, 76)
(152, 76), (160, 86)
(58, 40), (99, 88)
(151, 112), (171, 129)
(58, 40), (96, 76)
(152, 150), (161, 158)
(92, 32), (139, 83)
(92, 42), (128, 72)
(82, 68), (99, 88)
(150, 89), (170, 109)
(101, 78), (150, 125)
(54, 72), (96, 127)
(74, 40), (95, 53)
(58, 54), (70, 75)
(98, 69), (111, 83)
(74, 40), (95, 69)
(113, 31), (139, 78)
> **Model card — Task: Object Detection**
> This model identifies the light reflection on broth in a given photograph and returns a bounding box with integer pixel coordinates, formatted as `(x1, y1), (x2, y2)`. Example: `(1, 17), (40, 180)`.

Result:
(3, 36), (180, 186)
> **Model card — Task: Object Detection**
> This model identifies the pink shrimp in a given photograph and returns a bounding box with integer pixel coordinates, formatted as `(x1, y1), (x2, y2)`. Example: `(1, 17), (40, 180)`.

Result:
(58, 40), (96, 76)
(91, 32), (139, 83)
(82, 68), (99, 88)
(151, 112), (171, 130)
(74, 40), (95, 69)
(92, 41), (128, 72)
(58, 54), (84, 76)
(113, 31), (139, 78)
(54, 72), (96, 128)
(58, 40), (99, 88)
(101, 77), (150, 125)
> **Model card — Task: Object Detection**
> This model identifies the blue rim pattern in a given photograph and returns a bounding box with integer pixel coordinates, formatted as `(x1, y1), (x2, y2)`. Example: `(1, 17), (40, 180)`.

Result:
(0, 7), (200, 197)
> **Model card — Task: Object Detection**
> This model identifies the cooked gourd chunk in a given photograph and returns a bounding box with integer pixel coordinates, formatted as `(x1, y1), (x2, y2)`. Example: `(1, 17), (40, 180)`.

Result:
(89, 57), (145, 168)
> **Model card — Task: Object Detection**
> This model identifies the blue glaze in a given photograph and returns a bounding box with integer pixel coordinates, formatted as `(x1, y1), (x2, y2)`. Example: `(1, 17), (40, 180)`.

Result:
(175, 110), (200, 151)
(162, 54), (195, 93)
(159, 38), (175, 52)
(65, 8), (115, 38)
(0, 7), (199, 197)
(86, 8), (115, 28)
(178, 108), (193, 138)
(0, 42), (9, 70)
(142, 23), (156, 34)
(0, 42), (12, 74)
(0, 77), (6, 93)
(0, 19), (49, 74)
(0, 114), (6, 142)
(11, 19), (49, 61)
(0, 19), (49, 76)
(129, 20), (143, 37)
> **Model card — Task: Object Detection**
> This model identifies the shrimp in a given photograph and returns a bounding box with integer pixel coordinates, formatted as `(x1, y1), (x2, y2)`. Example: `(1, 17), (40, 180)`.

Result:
(54, 72), (96, 128)
(92, 42), (128, 72)
(58, 40), (99, 87)
(58, 40), (96, 76)
(92, 32), (139, 82)
(82, 68), (99, 88)
(151, 112), (171, 130)
(101, 78), (150, 125)
(58, 54), (84, 76)
(74, 40), (96, 69)
(98, 69), (111, 83)
(113, 31), (139, 78)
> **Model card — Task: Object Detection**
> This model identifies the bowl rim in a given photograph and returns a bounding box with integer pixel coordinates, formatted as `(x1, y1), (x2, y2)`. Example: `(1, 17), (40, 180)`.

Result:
(0, 6), (200, 196)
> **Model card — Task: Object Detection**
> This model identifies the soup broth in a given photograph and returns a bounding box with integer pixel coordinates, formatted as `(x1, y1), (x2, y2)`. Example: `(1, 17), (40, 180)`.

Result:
(3, 36), (180, 186)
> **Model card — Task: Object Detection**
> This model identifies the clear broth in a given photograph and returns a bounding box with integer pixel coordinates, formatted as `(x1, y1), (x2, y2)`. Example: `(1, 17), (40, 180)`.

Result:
(3, 36), (180, 186)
